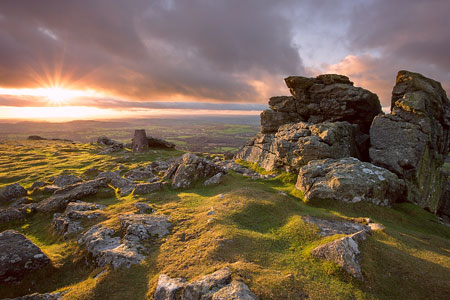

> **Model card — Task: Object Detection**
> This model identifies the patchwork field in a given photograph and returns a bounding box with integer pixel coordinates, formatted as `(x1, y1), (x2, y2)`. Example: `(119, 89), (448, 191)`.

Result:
(1, 140), (449, 300)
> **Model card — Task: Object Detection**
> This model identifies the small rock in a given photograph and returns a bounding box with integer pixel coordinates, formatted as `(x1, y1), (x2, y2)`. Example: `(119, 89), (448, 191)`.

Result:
(0, 183), (27, 204)
(134, 202), (153, 214)
(311, 230), (367, 279)
(134, 182), (163, 195)
(30, 181), (46, 190)
(204, 173), (224, 186)
(53, 174), (82, 188)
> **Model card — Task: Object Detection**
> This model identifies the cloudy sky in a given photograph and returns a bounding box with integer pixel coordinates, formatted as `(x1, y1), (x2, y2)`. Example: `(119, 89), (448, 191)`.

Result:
(0, 0), (449, 120)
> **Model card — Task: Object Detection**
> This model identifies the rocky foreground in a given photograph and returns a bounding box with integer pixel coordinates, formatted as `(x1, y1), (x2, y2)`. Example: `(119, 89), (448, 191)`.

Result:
(0, 71), (449, 300)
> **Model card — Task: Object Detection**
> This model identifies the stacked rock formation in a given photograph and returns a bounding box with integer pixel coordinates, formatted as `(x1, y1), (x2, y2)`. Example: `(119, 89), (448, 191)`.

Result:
(236, 71), (450, 213)
(235, 74), (381, 172)
(369, 71), (450, 213)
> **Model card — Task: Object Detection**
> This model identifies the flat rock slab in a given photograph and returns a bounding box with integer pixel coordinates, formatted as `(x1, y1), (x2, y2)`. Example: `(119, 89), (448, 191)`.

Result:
(302, 216), (370, 237)
(0, 230), (50, 282)
(37, 178), (108, 213)
(155, 267), (258, 300)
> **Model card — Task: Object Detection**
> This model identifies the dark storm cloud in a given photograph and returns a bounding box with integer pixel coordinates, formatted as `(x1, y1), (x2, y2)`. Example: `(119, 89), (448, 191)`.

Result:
(332, 0), (450, 106)
(0, 0), (304, 103)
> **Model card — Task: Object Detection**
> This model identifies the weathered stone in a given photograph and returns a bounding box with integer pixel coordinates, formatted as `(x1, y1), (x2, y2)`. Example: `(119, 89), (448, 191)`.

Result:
(0, 207), (27, 225)
(296, 158), (405, 206)
(119, 214), (171, 238)
(96, 171), (135, 196)
(370, 71), (450, 213)
(0, 230), (50, 282)
(260, 109), (302, 134)
(154, 268), (257, 300)
(204, 173), (224, 186)
(52, 201), (105, 238)
(79, 214), (170, 268)
(184, 267), (232, 299)
(284, 74), (381, 133)
(170, 153), (224, 189)
(132, 129), (149, 153)
(235, 121), (360, 172)
(125, 167), (157, 181)
(134, 202), (153, 214)
(211, 280), (258, 300)
(53, 174), (82, 188)
(311, 231), (367, 279)
(37, 178), (108, 212)
(134, 182), (163, 195)
(0, 183), (27, 204)
(154, 274), (187, 300)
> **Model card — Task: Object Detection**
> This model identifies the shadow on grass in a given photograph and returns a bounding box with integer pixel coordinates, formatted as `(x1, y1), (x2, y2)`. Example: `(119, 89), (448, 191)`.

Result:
(361, 235), (450, 300)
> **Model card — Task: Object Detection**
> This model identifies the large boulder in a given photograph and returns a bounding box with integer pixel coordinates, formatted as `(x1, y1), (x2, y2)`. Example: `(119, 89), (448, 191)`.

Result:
(36, 178), (108, 212)
(369, 71), (450, 213)
(296, 158), (405, 206)
(235, 121), (361, 172)
(0, 230), (50, 282)
(169, 153), (225, 189)
(0, 183), (27, 204)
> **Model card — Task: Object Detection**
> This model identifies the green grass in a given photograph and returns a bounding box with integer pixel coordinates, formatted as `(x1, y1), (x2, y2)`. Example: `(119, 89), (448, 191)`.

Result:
(0, 140), (449, 300)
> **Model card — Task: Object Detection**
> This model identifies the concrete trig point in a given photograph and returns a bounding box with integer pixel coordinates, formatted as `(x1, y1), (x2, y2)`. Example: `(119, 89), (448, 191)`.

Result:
(132, 129), (149, 153)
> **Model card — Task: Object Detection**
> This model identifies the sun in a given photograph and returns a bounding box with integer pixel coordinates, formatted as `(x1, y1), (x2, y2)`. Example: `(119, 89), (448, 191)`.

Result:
(44, 87), (80, 104)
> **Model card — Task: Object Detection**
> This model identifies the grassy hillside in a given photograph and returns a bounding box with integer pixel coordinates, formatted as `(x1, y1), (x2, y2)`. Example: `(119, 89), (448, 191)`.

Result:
(0, 140), (449, 300)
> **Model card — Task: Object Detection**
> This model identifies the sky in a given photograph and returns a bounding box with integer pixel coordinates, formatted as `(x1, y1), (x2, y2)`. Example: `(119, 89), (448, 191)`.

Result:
(0, 0), (449, 120)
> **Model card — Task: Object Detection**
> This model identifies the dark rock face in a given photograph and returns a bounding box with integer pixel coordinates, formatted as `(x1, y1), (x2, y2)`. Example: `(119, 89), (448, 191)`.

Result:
(168, 153), (224, 189)
(0, 183), (27, 204)
(260, 109), (302, 134)
(439, 181), (450, 218)
(147, 136), (176, 149)
(235, 121), (360, 172)
(369, 70), (450, 213)
(0, 230), (50, 282)
(27, 135), (46, 140)
(296, 158), (405, 206)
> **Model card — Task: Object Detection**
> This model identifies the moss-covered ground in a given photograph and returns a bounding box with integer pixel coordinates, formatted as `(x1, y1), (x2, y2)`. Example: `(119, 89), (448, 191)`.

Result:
(0, 140), (449, 300)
